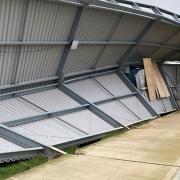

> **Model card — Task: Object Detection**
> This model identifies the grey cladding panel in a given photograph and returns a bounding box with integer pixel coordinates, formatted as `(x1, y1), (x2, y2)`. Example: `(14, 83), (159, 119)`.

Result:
(63, 45), (103, 74)
(75, 9), (120, 41)
(110, 14), (149, 41)
(142, 21), (178, 43)
(95, 45), (130, 68)
(23, 1), (77, 41)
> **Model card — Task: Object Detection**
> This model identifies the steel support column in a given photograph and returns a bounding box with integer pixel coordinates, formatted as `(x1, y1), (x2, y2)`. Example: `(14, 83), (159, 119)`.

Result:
(116, 70), (158, 116)
(118, 20), (155, 65)
(56, 5), (85, 81)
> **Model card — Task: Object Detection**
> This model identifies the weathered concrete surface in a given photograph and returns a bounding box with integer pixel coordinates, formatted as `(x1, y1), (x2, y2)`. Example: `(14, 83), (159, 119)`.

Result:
(8, 111), (180, 180)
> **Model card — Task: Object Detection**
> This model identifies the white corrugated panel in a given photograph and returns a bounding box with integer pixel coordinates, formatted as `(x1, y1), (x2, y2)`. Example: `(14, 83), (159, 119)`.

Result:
(0, 137), (24, 153)
(68, 79), (112, 102)
(12, 118), (84, 146)
(95, 73), (131, 96)
(23, 88), (80, 111)
(60, 110), (113, 134)
(0, 97), (43, 123)
(98, 100), (139, 126)
(120, 96), (152, 119)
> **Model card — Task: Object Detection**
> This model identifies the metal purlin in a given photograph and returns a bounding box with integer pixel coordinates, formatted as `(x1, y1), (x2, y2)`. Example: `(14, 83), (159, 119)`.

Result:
(116, 70), (159, 117)
(58, 83), (130, 130)
(92, 77), (141, 120)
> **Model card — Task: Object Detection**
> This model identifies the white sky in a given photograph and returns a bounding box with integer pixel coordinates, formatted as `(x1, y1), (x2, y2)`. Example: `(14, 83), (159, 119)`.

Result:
(131, 0), (180, 14)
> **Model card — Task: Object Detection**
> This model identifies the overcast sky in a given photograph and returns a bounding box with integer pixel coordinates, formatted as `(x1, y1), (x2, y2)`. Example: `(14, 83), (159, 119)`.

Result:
(129, 0), (180, 14)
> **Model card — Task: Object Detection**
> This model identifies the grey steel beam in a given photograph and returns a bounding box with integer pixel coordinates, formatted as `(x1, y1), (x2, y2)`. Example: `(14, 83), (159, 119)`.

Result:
(94, 92), (137, 105)
(0, 41), (179, 50)
(93, 78), (141, 119)
(56, 5), (85, 81)
(149, 29), (180, 57)
(55, 127), (123, 149)
(58, 83), (130, 130)
(158, 64), (178, 109)
(0, 83), (58, 100)
(0, 124), (62, 157)
(3, 104), (89, 127)
(118, 20), (155, 65)
(47, 0), (180, 26)
(116, 70), (159, 116)
(64, 65), (118, 83)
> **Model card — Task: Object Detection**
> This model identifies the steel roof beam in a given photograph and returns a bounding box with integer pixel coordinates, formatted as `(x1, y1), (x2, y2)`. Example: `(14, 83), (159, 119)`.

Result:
(0, 124), (62, 157)
(158, 64), (178, 109)
(56, 5), (85, 82)
(116, 70), (159, 116)
(58, 83), (130, 130)
(3, 104), (89, 127)
(118, 20), (155, 65)
(94, 93), (137, 105)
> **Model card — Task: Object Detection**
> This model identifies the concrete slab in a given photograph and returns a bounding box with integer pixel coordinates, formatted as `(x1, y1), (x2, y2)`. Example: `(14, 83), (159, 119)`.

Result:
(8, 111), (180, 180)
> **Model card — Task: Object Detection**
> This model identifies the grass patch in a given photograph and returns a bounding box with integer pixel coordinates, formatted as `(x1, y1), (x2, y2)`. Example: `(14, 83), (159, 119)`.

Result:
(0, 156), (48, 180)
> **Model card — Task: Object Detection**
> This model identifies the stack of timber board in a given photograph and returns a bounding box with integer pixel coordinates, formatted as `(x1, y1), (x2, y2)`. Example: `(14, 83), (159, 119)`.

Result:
(143, 58), (170, 101)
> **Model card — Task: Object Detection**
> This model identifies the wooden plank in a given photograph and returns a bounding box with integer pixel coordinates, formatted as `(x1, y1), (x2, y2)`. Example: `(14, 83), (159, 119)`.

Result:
(143, 58), (156, 101)
(153, 63), (170, 97)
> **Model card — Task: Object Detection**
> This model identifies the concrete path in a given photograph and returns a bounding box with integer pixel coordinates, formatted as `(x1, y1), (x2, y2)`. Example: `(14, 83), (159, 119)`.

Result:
(8, 112), (180, 180)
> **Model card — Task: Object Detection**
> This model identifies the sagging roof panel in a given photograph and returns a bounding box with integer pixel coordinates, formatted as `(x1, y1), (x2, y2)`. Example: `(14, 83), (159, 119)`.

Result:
(11, 118), (84, 146)
(59, 109), (114, 134)
(94, 73), (131, 96)
(97, 100), (139, 126)
(23, 88), (80, 111)
(0, 97), (43, 123)
(68, 78), (112, 102)
(0, 137), (24, 153)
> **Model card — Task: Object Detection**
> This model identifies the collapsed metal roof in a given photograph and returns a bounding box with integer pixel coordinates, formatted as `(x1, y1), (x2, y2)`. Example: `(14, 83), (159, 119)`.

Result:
(0, 0), (179, 162)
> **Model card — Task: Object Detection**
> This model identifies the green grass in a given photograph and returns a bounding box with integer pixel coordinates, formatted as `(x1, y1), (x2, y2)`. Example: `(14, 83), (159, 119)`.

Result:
(0, 156), (48, 180)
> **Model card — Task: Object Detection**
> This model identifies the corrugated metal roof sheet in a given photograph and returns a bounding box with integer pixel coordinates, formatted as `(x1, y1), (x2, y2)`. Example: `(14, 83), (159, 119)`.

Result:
(67, 78), (112, 102)
(0, 97), (43, 123)
(60, 109), (113, 134)
(98, 100), (139, 126)
(94, 73), (131, 96)
(23, 88), (80, 111)
(12, 117), (84, 146)
(0, 137), (24, 153)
